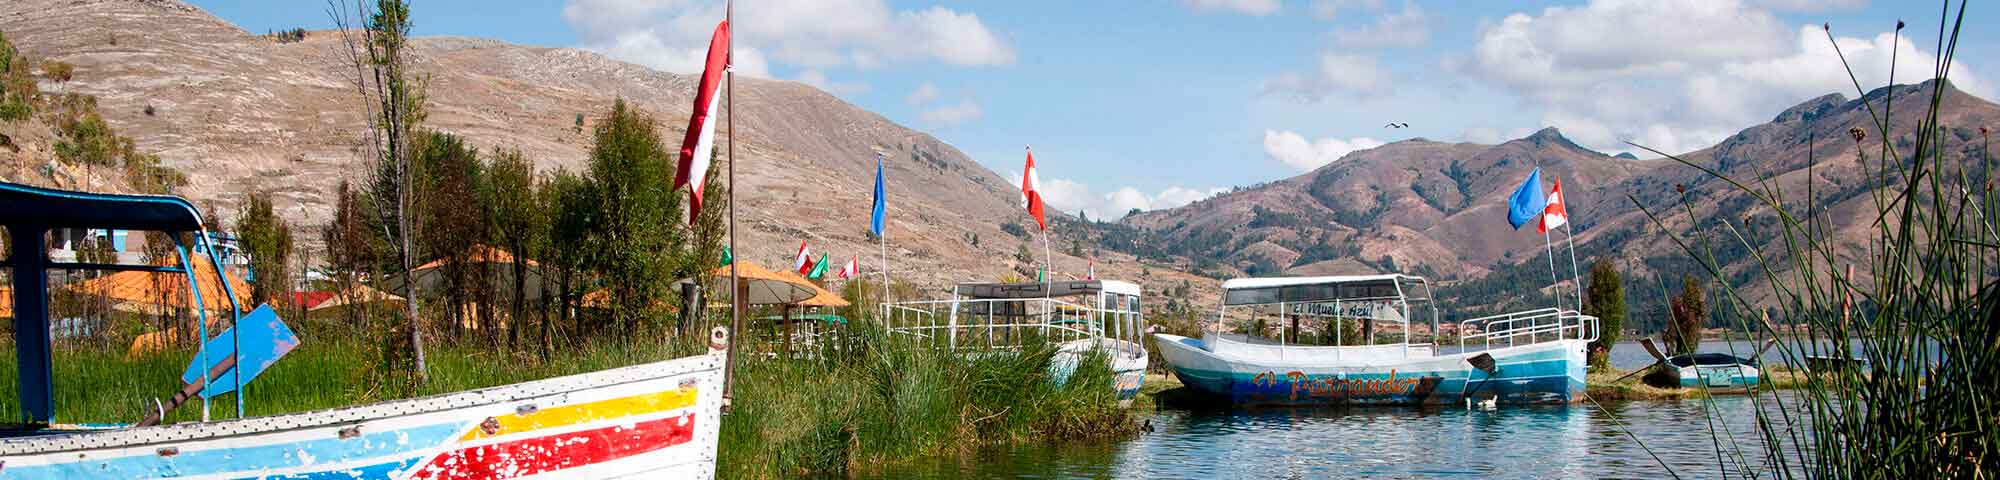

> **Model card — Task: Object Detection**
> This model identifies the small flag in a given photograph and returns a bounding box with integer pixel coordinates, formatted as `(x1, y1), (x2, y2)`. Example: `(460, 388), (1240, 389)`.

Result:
(1037, 267), (1045, 283)
(1506, 167), (1547, 230)
(1086, 260), (1095, 280)
(807, 253), (830, 280)
(720, 246), (733, 267)
(871, 152), (887, 237)
(837, 255), (858, 279)
(794, 241), (814, 274)
(674, 20), (731, 225)
(1020, 147), (1047, 231)
(1539, 176), (1569, 233)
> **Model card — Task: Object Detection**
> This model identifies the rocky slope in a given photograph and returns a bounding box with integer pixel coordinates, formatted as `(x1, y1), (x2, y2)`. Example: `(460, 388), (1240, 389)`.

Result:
(0, 0), (1209, 294)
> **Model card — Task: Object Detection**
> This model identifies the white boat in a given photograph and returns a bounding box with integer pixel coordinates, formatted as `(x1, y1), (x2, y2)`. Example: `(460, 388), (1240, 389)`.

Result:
(1153, 274), (1597, 406)
(884, 280), (1150, 407)
(0, 182), (727, 479)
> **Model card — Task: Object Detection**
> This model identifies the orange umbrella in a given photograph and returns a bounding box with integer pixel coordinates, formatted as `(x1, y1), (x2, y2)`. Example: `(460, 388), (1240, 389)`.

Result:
(63, 256), (251, 313)
(774, 270), (849, 308)
(710, 260), (816, 306)
(0, 288), (12, 318)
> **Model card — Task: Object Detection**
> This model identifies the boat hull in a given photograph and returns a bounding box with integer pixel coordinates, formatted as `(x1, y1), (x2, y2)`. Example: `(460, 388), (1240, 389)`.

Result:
(1674, 364), (1761, 392)
(1051, 338), (1149, 408)
(1153, 333), (1585, 406)
(0, 352), (726, 479)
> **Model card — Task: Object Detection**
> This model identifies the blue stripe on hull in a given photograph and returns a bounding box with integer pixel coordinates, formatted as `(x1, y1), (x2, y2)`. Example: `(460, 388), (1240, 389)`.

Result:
(1167, 346), (1585, 406)
(2, 422), (460, 479)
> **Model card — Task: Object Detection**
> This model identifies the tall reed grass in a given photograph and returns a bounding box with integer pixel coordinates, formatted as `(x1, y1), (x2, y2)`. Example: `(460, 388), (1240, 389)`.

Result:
(718, 324), (1134, 478)
(1627, 2), (1996, 476)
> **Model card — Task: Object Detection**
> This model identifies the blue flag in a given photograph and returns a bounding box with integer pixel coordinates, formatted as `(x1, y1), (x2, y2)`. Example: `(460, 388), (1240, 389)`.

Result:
(1506, 167), (1547, 230)
(871, 152), (886, 237)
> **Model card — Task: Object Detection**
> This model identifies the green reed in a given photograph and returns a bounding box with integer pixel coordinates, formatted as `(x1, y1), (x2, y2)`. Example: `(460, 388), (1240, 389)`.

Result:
(1624, 2), (1996, 477)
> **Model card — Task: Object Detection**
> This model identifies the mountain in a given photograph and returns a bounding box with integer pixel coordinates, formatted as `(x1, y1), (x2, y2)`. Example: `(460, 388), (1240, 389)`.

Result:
(0, 0), (1207, 291)
(1121, 80), (2000, 319)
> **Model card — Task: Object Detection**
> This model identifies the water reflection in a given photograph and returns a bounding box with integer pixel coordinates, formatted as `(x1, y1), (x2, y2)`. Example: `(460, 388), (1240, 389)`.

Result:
(872, 392), (1813, 479)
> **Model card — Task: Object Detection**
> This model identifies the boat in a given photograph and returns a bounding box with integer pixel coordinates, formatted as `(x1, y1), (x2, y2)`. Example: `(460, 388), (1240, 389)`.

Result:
(0, 182), (727, 478)
(1640, 338), (1763, 392)
(883, 280), (1150, 407)
(1153, 274), (1597, 406)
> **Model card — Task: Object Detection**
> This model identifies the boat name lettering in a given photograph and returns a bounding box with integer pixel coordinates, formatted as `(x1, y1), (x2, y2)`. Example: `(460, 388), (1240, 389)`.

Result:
(1253, 370), (1421, 400)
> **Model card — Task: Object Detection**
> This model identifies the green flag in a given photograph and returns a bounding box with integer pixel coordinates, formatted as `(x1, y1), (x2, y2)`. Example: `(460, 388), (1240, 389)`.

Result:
(720, 246), (733, 267)
(807, 253), (830, 280)
(1037, 267), (1045, 283)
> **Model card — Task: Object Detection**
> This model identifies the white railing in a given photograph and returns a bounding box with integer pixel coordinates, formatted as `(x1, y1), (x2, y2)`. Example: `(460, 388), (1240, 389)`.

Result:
(1458, 308), (1599, 352)
(881, 297), (1139, 352)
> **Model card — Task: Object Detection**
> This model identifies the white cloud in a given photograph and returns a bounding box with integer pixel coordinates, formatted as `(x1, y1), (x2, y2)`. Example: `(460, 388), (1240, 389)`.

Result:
(1751, 0), (1867, 12)
(1459, 126), (1536, 144)
(1264, 53), (1392, 100)
(1263, 130), (1385, 172)
(906, 82), (940, 105)
(795, 69), (866, 95)
(920, 98), (983, 127)
(1308, 0), (1384, 20)
(1183, 0), (1281, 16)
(1466, 0), (1988, 155)
(1009, 172), (1223, 220)
(563, 0), (1014, 76)
(1334, 1), (1429, 48)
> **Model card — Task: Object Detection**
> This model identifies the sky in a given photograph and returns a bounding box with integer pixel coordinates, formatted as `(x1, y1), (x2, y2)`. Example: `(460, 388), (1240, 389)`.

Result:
(190, 0), (1997, 220)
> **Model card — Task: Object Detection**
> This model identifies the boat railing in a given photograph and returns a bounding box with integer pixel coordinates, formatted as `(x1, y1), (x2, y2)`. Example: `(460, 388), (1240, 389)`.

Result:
(882, 297), (1122, 351)
(1458, 308), (1599, 352)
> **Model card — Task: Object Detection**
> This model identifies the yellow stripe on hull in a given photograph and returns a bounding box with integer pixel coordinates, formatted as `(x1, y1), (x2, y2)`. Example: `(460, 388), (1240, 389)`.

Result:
(459, 387), (699, 441)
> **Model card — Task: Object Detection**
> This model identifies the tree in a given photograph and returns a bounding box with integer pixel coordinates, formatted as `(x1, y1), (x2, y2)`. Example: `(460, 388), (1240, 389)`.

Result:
(335, 0), (430, 381)
(413, 131), (486, 340)
(1582, 260), (1626, 368)
(541, 168), (593, 351)
(321, 180), (376, 333)
(237, 191), (294, 308)
(1668, 275), (1704, 356)
(582, 99), (684, 335)
(485, 148), (539, 350)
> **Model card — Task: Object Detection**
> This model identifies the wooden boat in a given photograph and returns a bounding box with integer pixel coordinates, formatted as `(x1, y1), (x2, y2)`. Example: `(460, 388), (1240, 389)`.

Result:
(1639, 338), (1763, 392)
(883, 280), (1150, 407)
(1153, 275), (1596, 406)
(0, 182), (727, 478)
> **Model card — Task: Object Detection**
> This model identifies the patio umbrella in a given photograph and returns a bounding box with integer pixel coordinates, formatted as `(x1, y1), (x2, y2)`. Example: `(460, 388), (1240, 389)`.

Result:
(63, 256), (251, 314)
(710, 260), (816, 306)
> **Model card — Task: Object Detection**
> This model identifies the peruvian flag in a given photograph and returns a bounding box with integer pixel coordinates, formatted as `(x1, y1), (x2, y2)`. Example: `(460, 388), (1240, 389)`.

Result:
(674, 20), (730, 224)
(1086, 260), (1095, 281)
(793, 241), (814, 275)
(1020, 147), (1047, 230)
(837, 255), (859, 279)
(1539, 176), (1569, 233)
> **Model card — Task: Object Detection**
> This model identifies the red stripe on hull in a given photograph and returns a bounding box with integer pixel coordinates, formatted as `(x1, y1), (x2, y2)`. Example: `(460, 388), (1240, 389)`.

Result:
(412, 413), (697, 479)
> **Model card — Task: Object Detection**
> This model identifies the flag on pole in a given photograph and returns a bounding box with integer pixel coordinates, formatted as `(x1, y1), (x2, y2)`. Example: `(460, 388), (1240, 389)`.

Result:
(1539, 176), (1569, 233)
(1506, 167), (1547, 230)
(837, 255), (858, 279)
(807, 253), (830, 280)
(1020, 147), (1047, 230)
(871, 152), (887, 237)
(794, 241), (813, 274)
(719, 246), (733, 267)
(1037, 267), (1045, 283)
(674, 20), (731, 224)
(1086, 260), (1095, 280)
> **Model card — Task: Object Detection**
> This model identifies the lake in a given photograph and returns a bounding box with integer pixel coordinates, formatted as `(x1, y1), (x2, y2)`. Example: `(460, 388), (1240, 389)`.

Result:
(870, 340), (1822, 479)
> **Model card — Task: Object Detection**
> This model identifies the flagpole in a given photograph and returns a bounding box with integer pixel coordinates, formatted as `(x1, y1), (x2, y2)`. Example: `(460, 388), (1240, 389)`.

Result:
(722, 0), (741, 410)
(1564, 221), (1582, 313)
(1544, 224), (1561, 310)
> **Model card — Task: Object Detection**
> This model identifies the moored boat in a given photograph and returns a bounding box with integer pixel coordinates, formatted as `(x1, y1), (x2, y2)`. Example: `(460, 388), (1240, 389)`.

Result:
(1153, 274), (1596, 406)
(884, 280), (1150, 407)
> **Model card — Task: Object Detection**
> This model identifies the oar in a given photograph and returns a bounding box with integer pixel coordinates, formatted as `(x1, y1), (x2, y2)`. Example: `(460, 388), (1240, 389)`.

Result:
(137, 355), (236, 427)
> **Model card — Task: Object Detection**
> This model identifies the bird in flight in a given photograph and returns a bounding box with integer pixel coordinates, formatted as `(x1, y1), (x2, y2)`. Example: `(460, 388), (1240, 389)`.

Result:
(1384, 122), (1410, 129)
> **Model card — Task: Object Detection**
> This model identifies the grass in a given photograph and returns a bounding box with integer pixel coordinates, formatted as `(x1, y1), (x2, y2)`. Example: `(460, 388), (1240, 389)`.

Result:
(717, 325), (1135, 478)
(1623, 3), (1999, 476)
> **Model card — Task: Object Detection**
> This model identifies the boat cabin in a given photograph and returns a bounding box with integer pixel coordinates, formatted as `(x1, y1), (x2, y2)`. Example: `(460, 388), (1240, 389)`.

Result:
(1216, 274), (1440, 352)
(883, 279), (1145, 351)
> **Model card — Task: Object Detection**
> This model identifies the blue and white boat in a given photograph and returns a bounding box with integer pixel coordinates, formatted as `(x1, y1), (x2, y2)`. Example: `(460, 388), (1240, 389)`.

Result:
(1154, 274), (1596, 406)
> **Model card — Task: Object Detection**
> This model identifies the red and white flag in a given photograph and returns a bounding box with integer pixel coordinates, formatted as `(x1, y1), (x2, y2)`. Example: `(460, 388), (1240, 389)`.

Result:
(837, 255), (859, 279)
(793, 241), (814, 274)
(1086, 260), (1095, 280)
(1020, 147), (1047, 230)
(674, 20), (730, 224)
(1539, 176), (1569, 233)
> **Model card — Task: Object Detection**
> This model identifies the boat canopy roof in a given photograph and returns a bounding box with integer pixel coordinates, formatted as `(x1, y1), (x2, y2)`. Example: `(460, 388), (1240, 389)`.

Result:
(0, 181), (206, 232)
(1221, 274), (1426, 306)
(955, 279), (1141, 300)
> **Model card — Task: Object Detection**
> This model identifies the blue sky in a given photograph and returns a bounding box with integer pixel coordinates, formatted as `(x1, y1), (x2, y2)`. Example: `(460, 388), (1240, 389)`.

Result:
(190, 0), (1996, 220)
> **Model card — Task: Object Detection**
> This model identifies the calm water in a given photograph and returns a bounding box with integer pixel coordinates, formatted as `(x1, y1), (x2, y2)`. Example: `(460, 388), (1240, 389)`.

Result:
(871, 340), (1829, 479)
